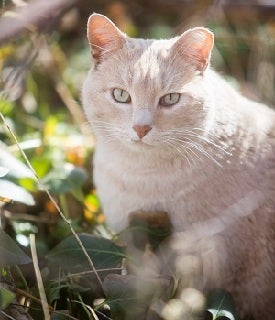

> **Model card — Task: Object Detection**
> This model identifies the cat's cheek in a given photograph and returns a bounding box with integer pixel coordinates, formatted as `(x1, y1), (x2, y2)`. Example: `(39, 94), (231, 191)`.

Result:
(92, 110), (106, 119)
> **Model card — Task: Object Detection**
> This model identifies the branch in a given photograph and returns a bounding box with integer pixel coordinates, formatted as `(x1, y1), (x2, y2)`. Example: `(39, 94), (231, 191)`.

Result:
(0, 0), (80, 46)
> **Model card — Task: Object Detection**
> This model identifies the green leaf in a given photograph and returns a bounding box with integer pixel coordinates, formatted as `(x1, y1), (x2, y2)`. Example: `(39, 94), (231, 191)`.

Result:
(67, 166), (88, 201)
(0, 179), (35, 205)
(18, 177), (37, 192)
(31, 157), (51, 179)
(0, 145), (34, 179)
(0, 287), (15, 310)
(42, 164), (87, 196)
(0, 230), (31, 267)
(207, 309), (236, 320)
(47, 284), (64, 304)
(103, 274), (163, 320)
(47, 234), (126, 273)
(206, 289), (236, 320)
(67, 166), (87, 185)
(50, 310), (70, 320)
(0, 97), (14, 115)
(0, 166), (9, 178)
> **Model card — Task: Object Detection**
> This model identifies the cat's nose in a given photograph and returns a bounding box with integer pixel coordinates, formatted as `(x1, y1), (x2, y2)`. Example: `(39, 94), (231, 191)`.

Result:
(133, 124), (152, 139)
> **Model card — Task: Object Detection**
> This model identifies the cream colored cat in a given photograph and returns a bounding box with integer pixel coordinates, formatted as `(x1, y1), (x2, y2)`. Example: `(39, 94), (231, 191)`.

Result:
(82, 14), (275, 319)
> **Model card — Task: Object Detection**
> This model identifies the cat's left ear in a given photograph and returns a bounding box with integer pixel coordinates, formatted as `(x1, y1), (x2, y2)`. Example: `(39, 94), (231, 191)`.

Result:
(87, 13), (126, 65)
(174, 27), (214, 72)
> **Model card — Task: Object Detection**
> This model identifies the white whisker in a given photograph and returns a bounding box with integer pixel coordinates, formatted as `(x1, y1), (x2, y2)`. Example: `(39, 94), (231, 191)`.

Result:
(184, 141), (222, 167)
(167, 127), (230, 156)
(165, 136), (201, 165)
(163, 139), (193, 171)
(91, 119), (126, 146)
(162, 127), (225, 167)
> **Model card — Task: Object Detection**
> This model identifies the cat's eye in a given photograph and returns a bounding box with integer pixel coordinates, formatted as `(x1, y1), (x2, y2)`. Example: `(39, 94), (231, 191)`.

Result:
(112, 88), (131, 103)
(159, 93), (181, 107)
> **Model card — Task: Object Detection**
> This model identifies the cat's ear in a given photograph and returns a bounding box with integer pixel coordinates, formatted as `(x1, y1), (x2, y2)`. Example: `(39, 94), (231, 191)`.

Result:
(174, 27), (214, 72)
(87, 14), (126, 64)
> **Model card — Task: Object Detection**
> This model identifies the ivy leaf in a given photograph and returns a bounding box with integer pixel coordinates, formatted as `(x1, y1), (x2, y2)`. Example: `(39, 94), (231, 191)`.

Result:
(0, 230), (32, 267)
(0, 287), (15, 310)
(47, 233), (126, 273)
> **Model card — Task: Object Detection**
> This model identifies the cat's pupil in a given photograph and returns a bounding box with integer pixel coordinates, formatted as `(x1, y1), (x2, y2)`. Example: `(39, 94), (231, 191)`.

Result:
(159, 93), (180, 107)
(112, 88), (131, 104)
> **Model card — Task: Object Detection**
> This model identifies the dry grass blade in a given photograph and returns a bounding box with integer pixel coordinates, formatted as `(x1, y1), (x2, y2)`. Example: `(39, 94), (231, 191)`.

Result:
(71, 299), (100, 320)
(29, 234), (50, 320)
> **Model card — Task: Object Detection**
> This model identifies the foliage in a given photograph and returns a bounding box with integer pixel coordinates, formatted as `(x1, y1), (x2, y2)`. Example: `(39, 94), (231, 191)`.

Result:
(47, 234), (126, 272)
(0, 0), (274, 319)
(0, 229), (31, 266)
(0, 287), (15, 310)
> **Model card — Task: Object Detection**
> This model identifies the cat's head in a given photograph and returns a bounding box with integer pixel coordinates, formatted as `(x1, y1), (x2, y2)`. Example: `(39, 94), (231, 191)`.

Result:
(82, 14), (214, 153)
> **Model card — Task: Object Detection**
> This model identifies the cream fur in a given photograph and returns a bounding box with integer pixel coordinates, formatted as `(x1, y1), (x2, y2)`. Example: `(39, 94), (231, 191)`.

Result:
(82, 14), (275, 319)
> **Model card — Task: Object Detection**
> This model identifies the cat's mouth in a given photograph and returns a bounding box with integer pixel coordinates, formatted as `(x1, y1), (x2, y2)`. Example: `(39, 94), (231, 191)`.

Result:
(130, 137), (153, 147)
(132, 138), (146, 145)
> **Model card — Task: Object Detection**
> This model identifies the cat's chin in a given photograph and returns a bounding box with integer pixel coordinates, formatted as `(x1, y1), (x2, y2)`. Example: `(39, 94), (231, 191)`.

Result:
(127, 138), (156, 150)
(130, 139), (151, 147)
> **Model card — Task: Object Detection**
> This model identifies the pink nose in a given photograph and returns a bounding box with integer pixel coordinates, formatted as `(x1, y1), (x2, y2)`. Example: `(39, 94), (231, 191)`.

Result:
(133, 124), (152, 139)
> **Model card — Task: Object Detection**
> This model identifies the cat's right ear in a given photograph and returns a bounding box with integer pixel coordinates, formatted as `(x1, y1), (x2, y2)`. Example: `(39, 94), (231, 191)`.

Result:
(174, 27), (214, 72)
(87, 14), (126, 65)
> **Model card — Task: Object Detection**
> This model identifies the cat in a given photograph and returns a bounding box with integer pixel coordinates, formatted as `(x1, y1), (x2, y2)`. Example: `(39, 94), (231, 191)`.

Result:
(82, 13), (275, 319)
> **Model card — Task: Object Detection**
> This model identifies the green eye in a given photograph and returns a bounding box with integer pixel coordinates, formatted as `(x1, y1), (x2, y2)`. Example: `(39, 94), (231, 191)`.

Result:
(159, 93), (181, 107)
(112, 88), (131, 103)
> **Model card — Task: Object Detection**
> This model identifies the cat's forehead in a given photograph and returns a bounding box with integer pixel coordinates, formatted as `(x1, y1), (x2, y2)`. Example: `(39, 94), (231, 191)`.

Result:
(121, 38), (182, 90)
(126, 38), (173, 55)
(126, 38), (173, 67)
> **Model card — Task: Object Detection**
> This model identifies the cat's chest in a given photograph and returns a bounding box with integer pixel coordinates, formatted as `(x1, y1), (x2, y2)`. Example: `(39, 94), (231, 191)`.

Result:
(94, 148), (196, 198)
(93, 146), (214, 227)
(93, 144), (270, 231)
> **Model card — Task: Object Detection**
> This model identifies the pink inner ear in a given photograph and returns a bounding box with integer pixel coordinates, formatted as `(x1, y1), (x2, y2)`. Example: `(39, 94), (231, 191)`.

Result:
(195, 30), (214, 61)
(87, 14), (125, 62)
(175, 27), (214, 71)
(90, 30), (114, 59)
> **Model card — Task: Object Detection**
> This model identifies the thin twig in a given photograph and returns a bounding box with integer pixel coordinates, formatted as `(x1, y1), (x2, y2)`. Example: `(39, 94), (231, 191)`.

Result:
(29, 234), (50, 320)
(14, 288), (54, 311)
(4, 210), (56, 223)
(0, 310), (16, 320)
(71, 299), (100, 320)
(62, 267), (123, 278)
(0, 110), (104, 290)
